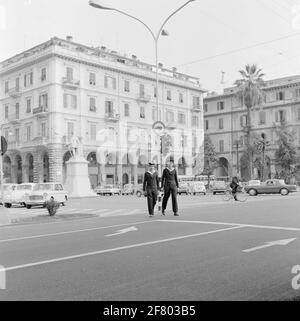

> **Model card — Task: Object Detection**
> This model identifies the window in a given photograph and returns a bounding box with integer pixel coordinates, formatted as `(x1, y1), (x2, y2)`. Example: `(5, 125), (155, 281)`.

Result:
(192, 116), (199, 127)
(219, 140), (224, 152)
(259, 111), (266, 124)
(218, 118), (224, 129)
(167, 90), (172, 101)
(16, 103), (20, 119)
(67, 122), (74, 138)
(41, 122), (47, 137)
(41, 68), (47, 81)
(89, 73), (96, 86)
(276, 91), (285, 101)
(26, 98), (31, 113)
(166, 111), (174, 122)
(124, 103), (130, 117)
(297, 108), (300, 121)
(15, 128), (20, 142)
(192, 96), (200, 108)
(124, 80), (130, 92)
(66, 67), (73, 81)
(205, 120), (209, 130)
(89, 97), (96, 112)
(64, 94), (77, 109)
(240, 115), (248, 127)
(295, 88), (300, 99)
(26, 126), (31, 141)
(24, 72), (33, 87)
(204, 103), (208, 112)
(105, 100), (113, 114)
(140, 106), (145, 119)
(181, 135), (187, 147)
(5, 105), (8, 119)
(4, 81), (9, 93)
(4, 130), (9, 141)
(154, 87), (157, 98)
(139, 84), (145, 98)
(15, 77), (20, 91)
(178, 113), (186, 124)
(104, 76), (116, 89)
(275, 110), (286, 123)
(39, 93), (48, 109)
(217, 101), (225, 110)
(90, 124), (97, 141)
(179, 93), (184, 103)
(152, 108), (157, 121)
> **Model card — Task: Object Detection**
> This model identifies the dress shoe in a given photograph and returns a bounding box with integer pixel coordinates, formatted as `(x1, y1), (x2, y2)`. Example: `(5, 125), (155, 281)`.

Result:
(162, 210), (165, 215)
(174, 213), (179, 216)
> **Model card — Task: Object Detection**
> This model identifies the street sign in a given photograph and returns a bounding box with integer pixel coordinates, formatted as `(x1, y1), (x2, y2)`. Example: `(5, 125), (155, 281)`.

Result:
(1, 136), (7, 156)
(152, 121), (165, 136)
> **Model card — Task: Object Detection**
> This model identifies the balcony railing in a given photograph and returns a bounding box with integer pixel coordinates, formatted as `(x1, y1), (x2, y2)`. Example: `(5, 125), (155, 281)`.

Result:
(8, 87), (21, 98)
(166, 121), (177, 129)
(136, 94), (151, 103)
(192, 105), (202, 111)
(62, 77), (80, 88)
(33, 106), (48, 117)
(105, 113), (120, 122)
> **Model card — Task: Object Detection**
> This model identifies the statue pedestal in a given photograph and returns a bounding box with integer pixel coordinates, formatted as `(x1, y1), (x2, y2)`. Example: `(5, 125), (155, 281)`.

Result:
(64, 157), (96, 198)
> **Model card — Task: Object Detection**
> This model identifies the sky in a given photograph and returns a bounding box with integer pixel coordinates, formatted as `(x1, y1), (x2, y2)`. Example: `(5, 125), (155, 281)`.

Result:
(1, 0), (300, 93)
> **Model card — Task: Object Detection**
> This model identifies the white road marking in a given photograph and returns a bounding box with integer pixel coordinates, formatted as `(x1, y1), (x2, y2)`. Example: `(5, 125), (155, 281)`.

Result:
(0, 225), (244, 272)
(243, 238), (297, 253)
(0, 221), (153, 243)
(158, 219), (300, 232)
(105, 226), (138, 237)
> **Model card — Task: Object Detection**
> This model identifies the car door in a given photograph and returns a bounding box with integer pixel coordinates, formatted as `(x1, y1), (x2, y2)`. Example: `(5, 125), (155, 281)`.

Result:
(54, 184), (62, 201)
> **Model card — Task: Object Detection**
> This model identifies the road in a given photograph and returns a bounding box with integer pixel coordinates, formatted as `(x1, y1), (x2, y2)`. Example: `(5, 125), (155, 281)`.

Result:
(1, 193), (300, 301)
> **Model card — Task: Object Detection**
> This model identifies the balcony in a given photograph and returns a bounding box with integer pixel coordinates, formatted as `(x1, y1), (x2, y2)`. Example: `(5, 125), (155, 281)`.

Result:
(136, 94), (151, 103)
(62, 77), (80, 89)
(8, 87), (21, 98)
(192, 105), (202, 112)
(7, 140), (22, 150)
(33, 106), (48, 118)
(8, 114), (21, 125)
(166, 121), (177, 130)
(105, 112), (120, 122)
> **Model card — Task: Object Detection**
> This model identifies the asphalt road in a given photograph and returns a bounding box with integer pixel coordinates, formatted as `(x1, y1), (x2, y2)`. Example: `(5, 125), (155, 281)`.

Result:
(1, 193), (300, 301)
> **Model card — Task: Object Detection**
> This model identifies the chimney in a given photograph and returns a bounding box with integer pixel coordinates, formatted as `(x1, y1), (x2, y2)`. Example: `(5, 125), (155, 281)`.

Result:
(66, 36), (73, 42)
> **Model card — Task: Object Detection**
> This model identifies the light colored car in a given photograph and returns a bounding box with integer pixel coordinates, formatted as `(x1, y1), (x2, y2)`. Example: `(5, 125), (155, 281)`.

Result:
(211, 181), (227, 195)
(26, 183), (68, 208)
(192, 182), (206, 195)
(244, 179), (297, 196)
(0, 184), (17, 206)
(178, 182), (190, 195)
(4, 183), (36, 208)
(122, 184), (134, 195)
(95, 184), (121, 196)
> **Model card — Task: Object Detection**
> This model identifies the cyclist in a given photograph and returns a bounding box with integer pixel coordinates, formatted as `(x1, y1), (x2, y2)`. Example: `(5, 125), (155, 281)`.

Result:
(230, 176), (239, 201)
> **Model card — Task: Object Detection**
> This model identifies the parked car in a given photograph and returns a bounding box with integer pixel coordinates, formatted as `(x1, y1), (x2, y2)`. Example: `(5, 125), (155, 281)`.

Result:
(136, 184), (145, 197)
(0, 184), (17, 206)
(4, 183), (36, 208)
(244, 179), (297, 196)
(178, 182), (190, 195)
(211, 181), (227, 195)
(122, 184), (134, 195)
(192, 182), (206, 195)
(95, 184), (121, 196)
(26, 183), (68, 208)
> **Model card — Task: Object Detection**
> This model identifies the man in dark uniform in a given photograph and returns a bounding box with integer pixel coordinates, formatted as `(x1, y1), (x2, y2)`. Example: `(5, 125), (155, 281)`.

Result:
(143, 163), (159, 217)
(161, 160), (179, 216)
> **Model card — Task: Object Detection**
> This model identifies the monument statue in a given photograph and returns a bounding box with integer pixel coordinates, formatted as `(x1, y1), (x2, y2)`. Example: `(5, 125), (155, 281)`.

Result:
(68, 135), (83, 159)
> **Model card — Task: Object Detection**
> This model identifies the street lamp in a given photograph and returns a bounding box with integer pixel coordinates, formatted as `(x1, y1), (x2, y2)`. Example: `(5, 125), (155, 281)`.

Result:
(233, 138), (243, 177)
(88, 0), (196, 120)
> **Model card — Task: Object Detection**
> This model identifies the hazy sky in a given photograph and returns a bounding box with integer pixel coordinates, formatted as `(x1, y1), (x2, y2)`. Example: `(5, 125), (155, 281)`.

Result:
(1, 0), (300, 92)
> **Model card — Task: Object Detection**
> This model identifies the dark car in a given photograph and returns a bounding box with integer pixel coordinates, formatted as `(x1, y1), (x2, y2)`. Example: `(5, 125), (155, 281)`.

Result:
(244, 179), (297, 196)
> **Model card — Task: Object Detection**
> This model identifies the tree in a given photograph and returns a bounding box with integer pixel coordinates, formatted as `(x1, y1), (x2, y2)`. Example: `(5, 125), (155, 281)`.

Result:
(202, 134), (219, 186)
(235, 64), (265, 179)
(274, 123), (298, 183)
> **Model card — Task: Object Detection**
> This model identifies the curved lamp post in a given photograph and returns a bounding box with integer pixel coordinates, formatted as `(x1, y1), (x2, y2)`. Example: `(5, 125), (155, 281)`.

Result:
(89, 0), (196, 119)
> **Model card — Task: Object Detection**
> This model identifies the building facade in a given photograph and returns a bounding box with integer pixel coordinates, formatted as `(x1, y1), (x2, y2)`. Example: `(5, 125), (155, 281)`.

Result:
(0, 37), (205, 188)
(204, 75), (300, 181)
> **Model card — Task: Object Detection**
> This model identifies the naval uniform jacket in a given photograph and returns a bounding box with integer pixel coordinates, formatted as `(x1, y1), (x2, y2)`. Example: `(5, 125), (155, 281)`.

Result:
(143, 171), (159, 192)
(161, 168), (179, 189)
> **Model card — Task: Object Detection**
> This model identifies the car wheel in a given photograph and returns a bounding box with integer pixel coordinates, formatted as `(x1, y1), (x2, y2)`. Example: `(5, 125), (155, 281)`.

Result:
(26, 204), (32, 209)
(248, 188), (257, 196)
(280, 188), (289, 196)
(213, 192), (215, 195)
(4, 203), (11, 208)
(65, 195), (68, 201)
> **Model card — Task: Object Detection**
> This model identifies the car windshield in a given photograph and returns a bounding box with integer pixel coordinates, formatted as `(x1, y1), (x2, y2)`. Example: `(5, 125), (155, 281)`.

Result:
(16, 185), (33, 190)
(34, 184), (53, 191)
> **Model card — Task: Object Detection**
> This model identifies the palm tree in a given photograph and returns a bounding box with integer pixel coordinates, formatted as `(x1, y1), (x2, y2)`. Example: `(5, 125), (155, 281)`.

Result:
(235, 64), (265, 179)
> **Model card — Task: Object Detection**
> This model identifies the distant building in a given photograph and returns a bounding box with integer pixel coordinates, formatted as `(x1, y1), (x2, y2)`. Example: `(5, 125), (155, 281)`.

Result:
(204, 75), (300, 181)
(0, 37), (205, 187)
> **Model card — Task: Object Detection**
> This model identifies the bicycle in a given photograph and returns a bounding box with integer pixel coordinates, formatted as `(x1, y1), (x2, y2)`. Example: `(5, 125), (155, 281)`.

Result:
(222, 186), (249, 202)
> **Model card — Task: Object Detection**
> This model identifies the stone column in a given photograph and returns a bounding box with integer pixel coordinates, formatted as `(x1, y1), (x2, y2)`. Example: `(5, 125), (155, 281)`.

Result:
(132, 164), (138, 191)
(33, 151), (43, 183)
(48, 146), (63, 183)
(99, 164), (106, 185)
(11, 165), (18, 184)
(117, 164), (123, 187)
(22, 164), (29, 183)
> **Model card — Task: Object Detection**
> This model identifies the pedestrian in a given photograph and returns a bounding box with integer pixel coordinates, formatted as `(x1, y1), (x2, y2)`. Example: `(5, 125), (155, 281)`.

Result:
(161, 160), (179, 216)
(230, 176), (239, 201)
(46, 196), (60, 216)
(143, 162), (159, 217)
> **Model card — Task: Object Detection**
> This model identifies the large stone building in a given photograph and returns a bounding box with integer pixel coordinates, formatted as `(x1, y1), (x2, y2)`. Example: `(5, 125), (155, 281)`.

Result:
(204, 75), (300, 181)
(0, 36), (205, 187)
